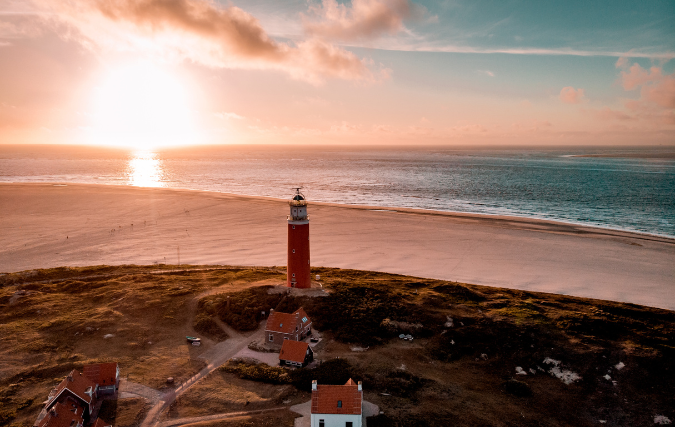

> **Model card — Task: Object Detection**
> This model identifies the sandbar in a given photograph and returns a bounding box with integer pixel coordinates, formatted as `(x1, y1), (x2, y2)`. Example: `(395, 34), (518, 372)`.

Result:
(1, 183), (673, 310)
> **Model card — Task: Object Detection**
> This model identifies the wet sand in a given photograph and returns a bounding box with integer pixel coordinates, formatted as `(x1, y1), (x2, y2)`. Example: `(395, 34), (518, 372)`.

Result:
(1, 183), (674, 310)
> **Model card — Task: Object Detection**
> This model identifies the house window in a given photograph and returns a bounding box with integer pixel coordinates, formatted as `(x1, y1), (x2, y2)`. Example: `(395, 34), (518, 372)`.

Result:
(269, 334), (273, 342)
(319, 421), (324, 427)
(346, 423), (353, 427)
(284, 337), (289, 340)
(337, 400), (342, 408)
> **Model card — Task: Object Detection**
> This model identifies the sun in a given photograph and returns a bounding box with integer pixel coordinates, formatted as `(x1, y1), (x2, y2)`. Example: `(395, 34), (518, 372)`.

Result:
(89, 62), (198, 149)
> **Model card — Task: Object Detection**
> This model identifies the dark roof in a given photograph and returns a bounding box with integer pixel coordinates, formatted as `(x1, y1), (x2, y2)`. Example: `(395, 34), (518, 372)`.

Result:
(293, 194), (305, 201)
(83, 363), (118, 387)
(311, 378), (362, 415)
(265, 308), (311, 334)
(279, 340), (311, 363)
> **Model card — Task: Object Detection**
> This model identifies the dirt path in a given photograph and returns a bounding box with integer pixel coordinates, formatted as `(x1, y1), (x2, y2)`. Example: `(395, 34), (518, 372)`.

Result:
(119, 379), (164, 403)
(156, 407), (287, 427)
(140, 307), (265, 427)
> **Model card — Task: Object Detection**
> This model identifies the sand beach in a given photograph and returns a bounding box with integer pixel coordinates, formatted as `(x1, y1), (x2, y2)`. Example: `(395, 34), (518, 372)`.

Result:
(1, 183), (673, 310)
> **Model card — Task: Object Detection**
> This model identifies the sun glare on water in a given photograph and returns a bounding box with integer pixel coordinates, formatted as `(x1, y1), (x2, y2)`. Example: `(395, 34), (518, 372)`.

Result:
(128, 151), (165, 188)
(90, 62), (198, 149)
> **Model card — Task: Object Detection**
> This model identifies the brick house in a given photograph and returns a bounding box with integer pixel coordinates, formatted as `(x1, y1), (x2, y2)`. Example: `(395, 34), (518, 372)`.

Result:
(42, 370), (97, 421)
(311, 379), (363, 427)
(83, 363), (120, 395)
(279, 339), (314, 367)
(265, 308), (312, 345)
(34, 402), (84, 427)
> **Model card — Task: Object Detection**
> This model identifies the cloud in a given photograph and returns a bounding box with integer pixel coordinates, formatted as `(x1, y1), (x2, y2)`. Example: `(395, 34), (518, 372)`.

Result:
(615, 56), (629, 69)
(303, 0), (420, 41)
(559, 86), (585, 104)
(620, 63), (663, 91)
(593, 107), (634, 121)
(620, 63), (675, 108)
(36, 0), (382, 84)
(214, 111), (244, 120)
(379, 43), (675, 59)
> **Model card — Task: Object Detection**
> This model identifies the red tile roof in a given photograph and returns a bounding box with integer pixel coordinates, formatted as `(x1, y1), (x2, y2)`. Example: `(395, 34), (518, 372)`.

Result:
(36, 402), (83, 427)
(265, 308), (311, 334)
(279, 340), (311, 364)
(48, 370), (96, 410)
(311, 379), (362, 415)
(83, 363), (118, 387)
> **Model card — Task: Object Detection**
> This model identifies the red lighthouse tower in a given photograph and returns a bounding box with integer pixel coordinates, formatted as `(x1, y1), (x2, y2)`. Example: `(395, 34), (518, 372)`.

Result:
(287, 188), (311, 288)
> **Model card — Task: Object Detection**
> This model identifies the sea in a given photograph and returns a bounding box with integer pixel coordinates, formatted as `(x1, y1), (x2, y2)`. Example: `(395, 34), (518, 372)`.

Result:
(1, 144), (674, 238)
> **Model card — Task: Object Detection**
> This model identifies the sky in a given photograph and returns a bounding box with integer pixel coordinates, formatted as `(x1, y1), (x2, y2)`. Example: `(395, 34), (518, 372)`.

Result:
(0, 0), (674, 147)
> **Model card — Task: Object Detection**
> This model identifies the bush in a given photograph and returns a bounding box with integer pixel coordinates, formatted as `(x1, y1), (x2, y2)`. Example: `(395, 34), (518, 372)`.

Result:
(220, 361), (290, 384)
(0, 410), (16, 425)
(308, 284), (415, 345)
(193, 313), (228, 341)
(290, 358), (357, 391)
(222, 358), (359, 393)
(375, 370), (428, 396)
(503, 379), (532, 397)
(205, 287), (284, 332)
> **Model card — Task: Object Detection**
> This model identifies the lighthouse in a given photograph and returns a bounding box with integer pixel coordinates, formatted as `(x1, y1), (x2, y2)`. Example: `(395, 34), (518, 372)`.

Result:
(287, 188), (311, 288)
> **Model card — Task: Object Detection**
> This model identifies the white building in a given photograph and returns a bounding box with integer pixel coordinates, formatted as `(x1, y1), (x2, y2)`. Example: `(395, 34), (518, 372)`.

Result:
(310, 379), (363, 427)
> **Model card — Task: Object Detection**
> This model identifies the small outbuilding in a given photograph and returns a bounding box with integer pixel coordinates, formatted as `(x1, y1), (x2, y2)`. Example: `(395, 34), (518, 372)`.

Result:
(279, 339), (314, 367)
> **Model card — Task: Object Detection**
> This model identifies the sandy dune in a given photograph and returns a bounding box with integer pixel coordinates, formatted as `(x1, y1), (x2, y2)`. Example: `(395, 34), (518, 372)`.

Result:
(1, 183), (673, 310)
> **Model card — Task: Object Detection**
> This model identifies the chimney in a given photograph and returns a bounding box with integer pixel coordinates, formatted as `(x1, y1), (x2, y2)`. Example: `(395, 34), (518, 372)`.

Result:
(358, 381), (362, 391)
(312, 380), (317, 391)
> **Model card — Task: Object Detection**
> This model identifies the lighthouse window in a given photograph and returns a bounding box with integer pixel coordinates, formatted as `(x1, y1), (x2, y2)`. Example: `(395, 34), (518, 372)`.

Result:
(292, 249), (295, 253)
(292, 225), (295, 229)
(292, 273), (295, 277)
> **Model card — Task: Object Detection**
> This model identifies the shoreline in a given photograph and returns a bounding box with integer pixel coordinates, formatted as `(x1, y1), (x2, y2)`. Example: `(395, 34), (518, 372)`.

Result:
(4, 181), (674, 243)
(2, 182), (674, 310)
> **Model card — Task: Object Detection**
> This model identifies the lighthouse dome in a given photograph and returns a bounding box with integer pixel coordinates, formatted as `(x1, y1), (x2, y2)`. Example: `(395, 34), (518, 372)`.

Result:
(292, 194), (305, 201)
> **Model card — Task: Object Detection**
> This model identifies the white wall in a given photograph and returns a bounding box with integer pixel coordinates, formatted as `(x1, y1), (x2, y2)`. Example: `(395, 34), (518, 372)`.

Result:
(310, 413), (361, 427)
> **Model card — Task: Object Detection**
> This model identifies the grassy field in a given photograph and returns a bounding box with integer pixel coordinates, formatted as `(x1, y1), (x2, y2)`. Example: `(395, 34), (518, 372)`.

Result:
(0, 265), (285, 427)
(1, 265), (674, 427)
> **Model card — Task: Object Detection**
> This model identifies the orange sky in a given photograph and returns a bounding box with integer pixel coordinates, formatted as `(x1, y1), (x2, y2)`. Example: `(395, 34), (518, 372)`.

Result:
(0, 0), (674, 148)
